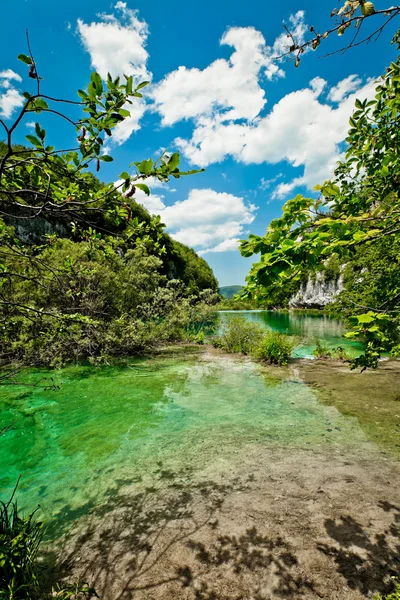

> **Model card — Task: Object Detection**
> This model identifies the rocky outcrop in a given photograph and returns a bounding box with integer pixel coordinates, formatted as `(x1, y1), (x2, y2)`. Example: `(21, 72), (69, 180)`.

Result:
(5, 214), (69, 244)
(289, 273), (343, 308)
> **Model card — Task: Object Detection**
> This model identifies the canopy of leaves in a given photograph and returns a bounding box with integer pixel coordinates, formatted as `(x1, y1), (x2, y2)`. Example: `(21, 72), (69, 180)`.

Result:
(0, 49), (218, 367)
(239, 31), (400, 367)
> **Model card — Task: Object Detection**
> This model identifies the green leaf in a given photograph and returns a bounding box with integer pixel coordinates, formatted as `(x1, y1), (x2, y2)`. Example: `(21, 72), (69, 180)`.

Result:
(168, 152), (180, 170)
(90, 72), (103, 95)
(356, 313), (376, 324)
(119, 108), (131, 118)
(22, 91), (31, 100)
(119, 171), (130, 180)
(26, 135), (42, 147)
(126, 76), (133, 95)
(136, 81), (150, 90)
(35, 123), (46, 141)
(34, 98), (49, 111)
(99, 155), (113, 162)
(136, 183), (150, 196)
(18, 54), (32, 65)
(138, 159), (152, 175)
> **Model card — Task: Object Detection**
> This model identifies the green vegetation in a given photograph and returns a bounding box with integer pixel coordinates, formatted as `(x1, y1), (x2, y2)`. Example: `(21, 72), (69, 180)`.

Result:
(1, 236), (218, 366)
(0, 49), (218, 368)
(254, 330), (297, 366)
(0, 480), (96, 599)
(212, 316), (265, 355)
(212, 316), (296, 365)
(219, 285), (243, 299)
(239, 31), (400, 369)
(0, 489), (42, 599)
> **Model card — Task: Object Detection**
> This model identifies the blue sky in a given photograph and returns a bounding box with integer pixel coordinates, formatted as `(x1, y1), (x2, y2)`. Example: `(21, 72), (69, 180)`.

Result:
(1, 0), (398, 286)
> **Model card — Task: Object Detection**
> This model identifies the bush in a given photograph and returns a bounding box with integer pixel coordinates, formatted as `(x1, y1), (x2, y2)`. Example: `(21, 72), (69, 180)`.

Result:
(212, 317), (265, 355)
(0, 484), (97, 599)
(255, 330), (297, 365)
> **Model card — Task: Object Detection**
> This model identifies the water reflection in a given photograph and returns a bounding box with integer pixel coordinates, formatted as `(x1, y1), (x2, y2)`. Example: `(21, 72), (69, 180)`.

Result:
(217, 310), (363, 358)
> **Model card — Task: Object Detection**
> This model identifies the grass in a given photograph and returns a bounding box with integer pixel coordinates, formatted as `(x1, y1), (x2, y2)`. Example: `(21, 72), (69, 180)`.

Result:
(0, 480), (97, 599)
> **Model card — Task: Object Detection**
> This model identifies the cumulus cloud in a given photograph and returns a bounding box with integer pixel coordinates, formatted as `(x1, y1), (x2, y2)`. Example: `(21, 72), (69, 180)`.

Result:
(328, 74), (362, 103)
(137, 188), (256, 252)
(0, 70), (24, 119)
(152, 11), (307, 128)
(175, 76), (378, 197)
(200, 238), (240, 255)
(77, 2), (151, 145)
(77, 3), (149, 80)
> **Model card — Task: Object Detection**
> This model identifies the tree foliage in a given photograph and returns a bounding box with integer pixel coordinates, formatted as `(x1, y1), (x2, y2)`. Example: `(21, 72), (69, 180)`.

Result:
(0, 43), (218, 367)
(240, 32), (400, 368)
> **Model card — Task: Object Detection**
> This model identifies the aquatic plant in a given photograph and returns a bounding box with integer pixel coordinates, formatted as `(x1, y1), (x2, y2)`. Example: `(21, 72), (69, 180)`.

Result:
(312, 338), (332, 359)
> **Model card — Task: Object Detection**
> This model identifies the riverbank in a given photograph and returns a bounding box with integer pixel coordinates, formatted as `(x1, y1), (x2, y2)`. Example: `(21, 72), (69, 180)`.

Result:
(47, 348), (400, 599)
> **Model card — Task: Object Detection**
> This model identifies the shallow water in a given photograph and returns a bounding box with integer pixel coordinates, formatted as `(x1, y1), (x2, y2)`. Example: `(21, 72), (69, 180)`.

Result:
(217, 310), (364, 357)
(0, 352), (382, 533)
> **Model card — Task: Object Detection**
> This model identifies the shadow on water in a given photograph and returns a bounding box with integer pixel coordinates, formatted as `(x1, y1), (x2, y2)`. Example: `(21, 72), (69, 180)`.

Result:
(42, 466), (314, 600)
(318, 501), (400, 597)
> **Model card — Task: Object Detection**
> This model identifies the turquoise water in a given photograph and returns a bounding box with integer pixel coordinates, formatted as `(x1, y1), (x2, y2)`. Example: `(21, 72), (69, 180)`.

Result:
(217, 310), (364, 357)
(0, 352), (375, 535)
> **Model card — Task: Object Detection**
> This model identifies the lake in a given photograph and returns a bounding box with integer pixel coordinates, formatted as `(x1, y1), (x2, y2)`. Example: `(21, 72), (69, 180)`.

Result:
(217, 310), (364, 357)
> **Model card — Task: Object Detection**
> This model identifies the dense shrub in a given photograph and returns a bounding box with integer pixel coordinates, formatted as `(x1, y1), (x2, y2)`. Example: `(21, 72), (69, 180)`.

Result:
(255, 330), (297, 366)
(212, 317), (265, 355)
(212, 317), (297, 365)
(0, 237), (218, 366)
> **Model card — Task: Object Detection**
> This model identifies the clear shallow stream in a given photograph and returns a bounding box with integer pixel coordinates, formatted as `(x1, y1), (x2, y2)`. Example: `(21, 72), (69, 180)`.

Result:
(0, 350), (381, 535)
(217, 310), (364, 358)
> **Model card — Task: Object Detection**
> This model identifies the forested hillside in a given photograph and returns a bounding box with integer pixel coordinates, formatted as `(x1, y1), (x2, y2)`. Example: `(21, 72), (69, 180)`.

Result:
(0, 70), (218, 367)
(219, 285), (242, 299)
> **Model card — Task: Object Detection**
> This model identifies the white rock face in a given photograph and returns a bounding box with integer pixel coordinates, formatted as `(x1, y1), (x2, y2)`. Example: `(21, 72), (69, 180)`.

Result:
(289, 273), (343, 308)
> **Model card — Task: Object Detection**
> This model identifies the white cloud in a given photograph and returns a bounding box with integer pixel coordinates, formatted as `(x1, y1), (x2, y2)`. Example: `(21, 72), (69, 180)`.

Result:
(137, 188), (256, 252)
(175, 76), (378, 197)
(328, 74), (362, 103)
(259, 173), (283, 191)
(152, 12), (307, 128)
(0, 69), (24, 119)
(77, 2), (151, 145)
(0, 69), (22, 83)
(200, 238), (240, 255)
(77, 3), (149, 80)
